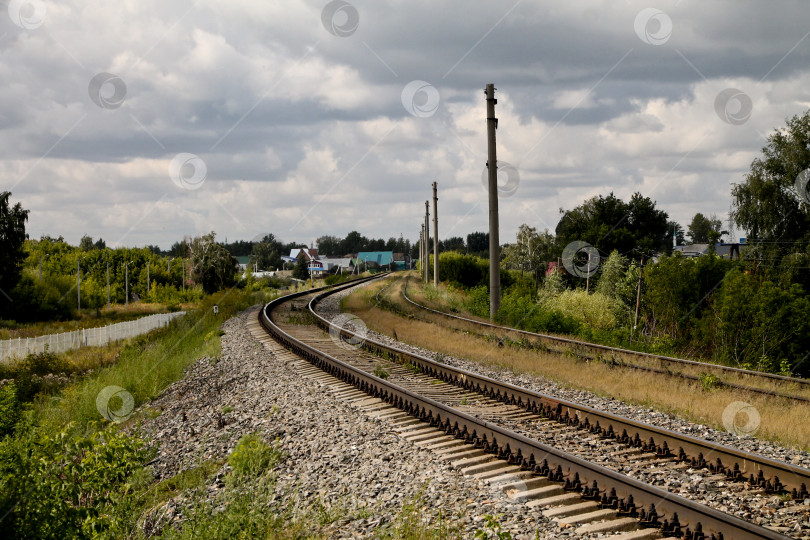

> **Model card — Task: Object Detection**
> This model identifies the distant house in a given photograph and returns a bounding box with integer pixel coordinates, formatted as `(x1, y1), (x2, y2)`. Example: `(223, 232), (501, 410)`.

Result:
(235, 256), (251, 271)
(392, 252), (410, 270)
(319, 257), (354, 273)
(357, 251), (395, 270)
(673, 242), (742, 259)
(282, 247), (320, 265)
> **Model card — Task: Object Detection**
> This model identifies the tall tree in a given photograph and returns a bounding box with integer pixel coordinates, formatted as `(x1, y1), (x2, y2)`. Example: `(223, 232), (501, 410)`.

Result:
(0, 192), (29, 301)
(79, 235), (94, 251)
(555, 192), (669, 259)
(250, 242), (280, 270)
(341, 231), (366, 254)
(292, 254), (309, 280)
(466, 232), (489, 254)
(316, 235), (342, 256)
(439, 236), (465, 252)
(731, 110), (810, 245)
(502, 225), (555, 282)
(188, 232), (237, 294)
(687, 213), (725, 244)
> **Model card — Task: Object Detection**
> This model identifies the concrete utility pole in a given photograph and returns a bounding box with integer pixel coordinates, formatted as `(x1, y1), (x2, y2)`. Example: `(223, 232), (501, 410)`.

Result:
(432, 182), (439, 287)
(125, 262), (129, 307)
(424, 201), (430, 283)
(77, 260), (81, 313)
(485, 83), (501, 320)
(633, 255), (645, 332)
(420, 225), (424, 280)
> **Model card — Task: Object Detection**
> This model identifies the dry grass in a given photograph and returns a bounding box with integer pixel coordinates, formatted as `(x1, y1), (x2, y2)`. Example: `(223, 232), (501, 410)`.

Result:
(344, 275), (810, 451)
(405, 276), (810, 400)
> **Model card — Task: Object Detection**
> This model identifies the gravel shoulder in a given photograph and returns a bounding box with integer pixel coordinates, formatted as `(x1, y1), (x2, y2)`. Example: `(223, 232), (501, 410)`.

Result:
(135, 306), (586, 538)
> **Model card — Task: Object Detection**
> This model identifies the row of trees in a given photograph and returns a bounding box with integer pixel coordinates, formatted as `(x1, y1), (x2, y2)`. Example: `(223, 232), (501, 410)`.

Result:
(0, 199), (241, 320)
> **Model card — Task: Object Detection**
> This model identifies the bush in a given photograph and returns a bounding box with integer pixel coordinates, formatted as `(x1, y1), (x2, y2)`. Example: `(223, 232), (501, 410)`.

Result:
(0, 383), (21, 438)
(542, 290), (623, 330)
(464, 285), (490, 318)
(0, 424), (149, 539)
(228, 433), (282, 479)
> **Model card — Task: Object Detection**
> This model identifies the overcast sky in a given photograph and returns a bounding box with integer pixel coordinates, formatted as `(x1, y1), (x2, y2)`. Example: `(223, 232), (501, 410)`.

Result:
(2, 1), (810, 250)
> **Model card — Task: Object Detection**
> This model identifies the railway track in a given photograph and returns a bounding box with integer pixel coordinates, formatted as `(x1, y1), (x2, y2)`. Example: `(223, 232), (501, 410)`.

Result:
(258, 277), (808, 539)
(398, 276), (810, 404)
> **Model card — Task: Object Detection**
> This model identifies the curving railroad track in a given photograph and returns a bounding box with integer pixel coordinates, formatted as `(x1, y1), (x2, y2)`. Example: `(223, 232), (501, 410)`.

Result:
(258, 276), (809, 539)
(398, 276), (810, 404)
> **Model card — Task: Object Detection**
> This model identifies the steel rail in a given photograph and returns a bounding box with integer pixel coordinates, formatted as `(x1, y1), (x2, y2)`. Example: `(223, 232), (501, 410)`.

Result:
(399, 277), (810, 402)
(307, 281), (810, 500)
(261, 285), (792, 540)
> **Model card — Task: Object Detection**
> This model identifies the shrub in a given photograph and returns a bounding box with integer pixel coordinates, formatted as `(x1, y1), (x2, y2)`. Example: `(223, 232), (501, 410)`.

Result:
(0, 383), (21, 438)
(228, 433), (282, 479)
(464, 285), (490, 318)
(541, 290), (623, 330)
(0, 424), (149, 539)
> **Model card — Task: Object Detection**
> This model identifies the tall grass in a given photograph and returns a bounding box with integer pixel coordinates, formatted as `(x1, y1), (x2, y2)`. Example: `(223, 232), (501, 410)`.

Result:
(34, 290), (269, 433)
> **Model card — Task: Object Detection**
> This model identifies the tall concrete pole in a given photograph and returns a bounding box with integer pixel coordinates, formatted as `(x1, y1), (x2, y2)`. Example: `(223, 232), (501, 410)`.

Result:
(419, 225), (425, 279)
(125, 263), (129, 307)
(485, 83), (501, 320)
(419, 225), (425, 276)
(77, 260), (81, 313)
(432, 182), (439, 286)
(424, 201), (430, 283)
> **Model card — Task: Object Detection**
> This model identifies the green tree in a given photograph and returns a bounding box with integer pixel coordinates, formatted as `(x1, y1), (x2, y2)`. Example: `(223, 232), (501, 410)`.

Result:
(79, 235), (94, 251)
(439, 236), (465, 252)
(466, 231), (489, 255)
(501, 225), (555, 284)
(595, 250), (629, 302)
(706, 268), (810, 376)
(687, 213), (725, 244)
(316, 235), (342, 256)
(0, 192), (29, 308)
(555, 192), (670, 259)
(292, 255), (309, 280)
(189, 232), (237, 294)
(250, 242), (279, 271)
(731, 110), (810, 244)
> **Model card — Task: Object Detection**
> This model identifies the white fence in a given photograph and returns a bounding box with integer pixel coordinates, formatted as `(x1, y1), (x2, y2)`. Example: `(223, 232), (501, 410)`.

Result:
(0, 312), (186, 363)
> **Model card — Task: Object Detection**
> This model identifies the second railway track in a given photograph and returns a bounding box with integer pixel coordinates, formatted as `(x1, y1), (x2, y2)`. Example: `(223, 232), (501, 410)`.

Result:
(257, 276), (810, 539)
(397, 275), (810, 404)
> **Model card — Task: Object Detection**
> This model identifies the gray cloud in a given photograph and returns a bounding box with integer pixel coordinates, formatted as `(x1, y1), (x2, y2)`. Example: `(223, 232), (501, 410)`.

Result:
(1, 1), (809, 248)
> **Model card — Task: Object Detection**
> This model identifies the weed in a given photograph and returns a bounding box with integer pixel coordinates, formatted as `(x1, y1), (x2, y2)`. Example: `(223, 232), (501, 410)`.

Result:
(460, 396), (468, 406)
(373, 365), (390, 379)
(228, 434), (283, 480)
(403, 362), (420, 374)
(698, 372), (721, 391)
(221, 405), (234, 414)
(475, 514), (512, 539)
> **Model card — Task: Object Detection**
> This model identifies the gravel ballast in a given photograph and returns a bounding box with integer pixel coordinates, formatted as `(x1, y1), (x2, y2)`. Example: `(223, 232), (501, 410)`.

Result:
(136, 307), (586, 538)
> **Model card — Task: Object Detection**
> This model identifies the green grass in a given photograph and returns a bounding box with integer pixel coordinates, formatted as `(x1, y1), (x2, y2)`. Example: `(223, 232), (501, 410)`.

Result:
(33, 290), (268, 434)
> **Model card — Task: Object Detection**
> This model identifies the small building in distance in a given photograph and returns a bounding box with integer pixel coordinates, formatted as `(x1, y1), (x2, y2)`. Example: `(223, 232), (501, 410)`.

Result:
(319, 257), (354, 274)
(672, 241), (743, 259)
(356, 251), (395, 271)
